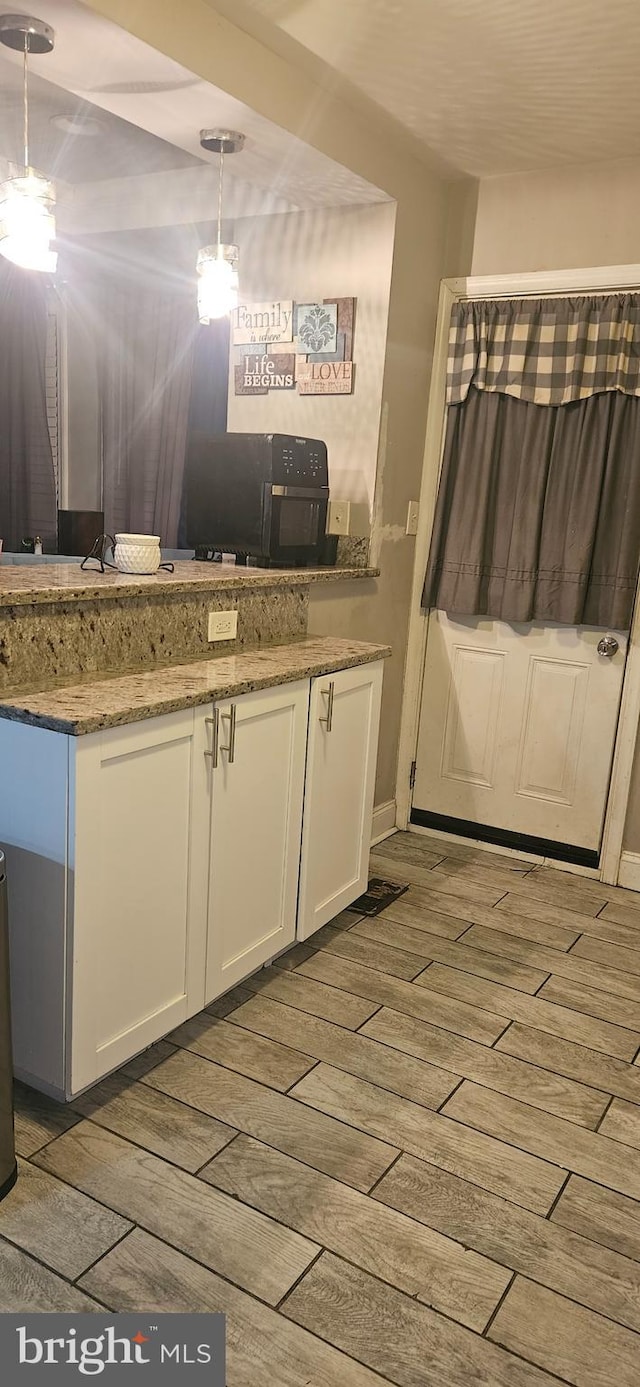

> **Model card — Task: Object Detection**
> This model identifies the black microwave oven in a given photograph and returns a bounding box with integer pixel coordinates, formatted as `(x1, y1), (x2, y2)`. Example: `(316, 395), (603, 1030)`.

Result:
(184, 432), (330, 567)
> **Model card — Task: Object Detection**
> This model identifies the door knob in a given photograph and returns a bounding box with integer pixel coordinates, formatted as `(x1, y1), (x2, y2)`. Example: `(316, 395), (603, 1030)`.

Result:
(597, 635), (619, 658)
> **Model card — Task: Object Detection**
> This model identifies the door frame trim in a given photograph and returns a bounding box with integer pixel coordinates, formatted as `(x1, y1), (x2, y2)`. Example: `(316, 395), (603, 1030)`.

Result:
(397, 264), (640, 885)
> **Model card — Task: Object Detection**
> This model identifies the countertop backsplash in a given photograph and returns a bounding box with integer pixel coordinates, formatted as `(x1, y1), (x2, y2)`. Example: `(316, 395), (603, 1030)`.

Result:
(0, 560), (378, 693)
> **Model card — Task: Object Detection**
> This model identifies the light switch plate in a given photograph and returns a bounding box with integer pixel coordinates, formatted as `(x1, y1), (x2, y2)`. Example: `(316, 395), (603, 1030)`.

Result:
(208, 609), (238, 641)
(327, 499), (351, 536)
(406, 500), (420, 536)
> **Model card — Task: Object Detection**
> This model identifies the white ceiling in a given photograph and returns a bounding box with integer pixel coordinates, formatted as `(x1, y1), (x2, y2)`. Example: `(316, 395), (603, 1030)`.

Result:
(0, 55), (201, 183)
(3, 0), (638, 196)
(223, 0), (640, 178)
(0, 0), (389, 212)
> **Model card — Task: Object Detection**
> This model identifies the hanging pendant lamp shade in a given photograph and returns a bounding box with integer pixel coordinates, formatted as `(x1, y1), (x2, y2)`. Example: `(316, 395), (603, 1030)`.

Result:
(0, 166), (56, 271)
(197, 242), (239, 322)
(0, 13), (57, 274)
(197, 129), (244, 324)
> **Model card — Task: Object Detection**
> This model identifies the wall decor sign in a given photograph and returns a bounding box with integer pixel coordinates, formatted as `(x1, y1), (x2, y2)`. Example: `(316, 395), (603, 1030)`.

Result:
(234, 352), (296, 395)
(232, 300), (293, 345)
(295, 297), (356, 392)
(297, 360), (354, 395)
(232, 296), (356, 395)
(295, 302), (338, 355)
(335, 296), (356, 360)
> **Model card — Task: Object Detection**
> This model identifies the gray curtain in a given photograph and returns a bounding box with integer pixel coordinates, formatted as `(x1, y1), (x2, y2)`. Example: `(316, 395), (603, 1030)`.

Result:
(423, 386), (640, 628)
(101, 280), (197, 546)
(177, 317), (230, 547)
(0, 259), (57, 552)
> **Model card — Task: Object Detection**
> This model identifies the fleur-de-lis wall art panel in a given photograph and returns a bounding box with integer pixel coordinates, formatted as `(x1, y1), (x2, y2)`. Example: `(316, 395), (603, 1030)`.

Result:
(296, 303), (338, 353)
(231, 297), (356, 395)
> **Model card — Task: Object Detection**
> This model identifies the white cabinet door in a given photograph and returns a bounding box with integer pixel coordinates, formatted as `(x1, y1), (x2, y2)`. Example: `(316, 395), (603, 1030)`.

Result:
(71, 709), (209, 1094)
(297, 660), (383, 940)
(205, 681), (308, 1002)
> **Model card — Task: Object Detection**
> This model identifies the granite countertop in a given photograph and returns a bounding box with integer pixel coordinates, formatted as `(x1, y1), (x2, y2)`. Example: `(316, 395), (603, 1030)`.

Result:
(0, 560), (379, 608)
(0, 637), (391, 735)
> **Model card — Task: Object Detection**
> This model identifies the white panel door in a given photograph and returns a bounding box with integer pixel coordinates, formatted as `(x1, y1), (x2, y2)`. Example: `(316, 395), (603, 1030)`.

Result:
(298, 661), (384, 940)
(71, 709), (208, 1094)
(413, 613), (627, 853)
(205, 680), (308, 1001)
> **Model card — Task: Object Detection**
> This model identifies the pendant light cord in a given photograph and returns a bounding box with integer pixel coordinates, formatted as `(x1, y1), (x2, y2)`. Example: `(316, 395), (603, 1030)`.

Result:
(217, 146), (224, 249)
(23, 35), (29, 172)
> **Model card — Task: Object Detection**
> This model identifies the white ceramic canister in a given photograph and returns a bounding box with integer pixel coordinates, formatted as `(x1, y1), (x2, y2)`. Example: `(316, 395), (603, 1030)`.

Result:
(114, 533), (161, 574)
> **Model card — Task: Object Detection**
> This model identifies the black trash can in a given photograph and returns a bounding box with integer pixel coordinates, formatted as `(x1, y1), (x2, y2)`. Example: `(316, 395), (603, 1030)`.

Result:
(0, 851), (17, 1199)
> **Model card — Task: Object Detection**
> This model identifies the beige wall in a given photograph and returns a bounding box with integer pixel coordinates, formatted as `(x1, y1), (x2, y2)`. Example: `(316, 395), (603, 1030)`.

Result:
(309, 181), (474, 804)
(228, 202), (396, 535)
(472, 154), (640, 275)
(469, 154), (640, 853)
(85, 0), (465, 811)
(443, 177), (479, 278)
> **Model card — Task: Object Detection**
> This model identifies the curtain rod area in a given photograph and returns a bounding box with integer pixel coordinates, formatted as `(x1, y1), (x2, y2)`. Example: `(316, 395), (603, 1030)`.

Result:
(451, 265), (640, 301)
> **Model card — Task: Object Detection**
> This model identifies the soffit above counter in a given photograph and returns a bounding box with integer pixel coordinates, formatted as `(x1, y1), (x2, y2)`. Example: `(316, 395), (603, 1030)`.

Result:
(0, 560), (379, 608)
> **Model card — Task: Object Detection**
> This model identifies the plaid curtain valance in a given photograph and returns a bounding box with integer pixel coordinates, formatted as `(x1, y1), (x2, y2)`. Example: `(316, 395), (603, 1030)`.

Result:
(447, 293), (640, 407)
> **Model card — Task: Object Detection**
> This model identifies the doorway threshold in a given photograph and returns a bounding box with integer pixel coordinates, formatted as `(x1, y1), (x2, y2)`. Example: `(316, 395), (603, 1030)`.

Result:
(409, 809), (599, 870)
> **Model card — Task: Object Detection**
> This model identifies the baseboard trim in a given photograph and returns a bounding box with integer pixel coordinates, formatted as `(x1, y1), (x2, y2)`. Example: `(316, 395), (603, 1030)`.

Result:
(618, 851), (640, 892)
(371, 800), (397, 846)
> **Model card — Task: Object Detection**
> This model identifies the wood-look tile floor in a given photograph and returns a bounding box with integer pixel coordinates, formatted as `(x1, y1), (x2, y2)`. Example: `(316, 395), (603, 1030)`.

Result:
(5, 834), (640, 1384)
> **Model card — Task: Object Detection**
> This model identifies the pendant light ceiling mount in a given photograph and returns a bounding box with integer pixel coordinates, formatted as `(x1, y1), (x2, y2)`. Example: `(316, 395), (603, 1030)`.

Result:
(0, 12), (53, 53)
(199, 129), (245, 157)
(0, 11), (57, 273)
(197, 127), (245, 324)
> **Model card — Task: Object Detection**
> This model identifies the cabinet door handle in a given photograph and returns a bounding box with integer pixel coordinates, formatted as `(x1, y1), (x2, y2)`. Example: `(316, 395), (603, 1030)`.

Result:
(319, 680), (335, 733)
(220, 704), (237, 763)
(204, 710), (219, 768)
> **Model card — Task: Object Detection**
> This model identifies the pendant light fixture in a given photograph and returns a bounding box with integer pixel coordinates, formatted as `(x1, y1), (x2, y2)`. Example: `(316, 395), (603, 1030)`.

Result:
(0, 12), (56, 273)
(197, 128), (244, 323)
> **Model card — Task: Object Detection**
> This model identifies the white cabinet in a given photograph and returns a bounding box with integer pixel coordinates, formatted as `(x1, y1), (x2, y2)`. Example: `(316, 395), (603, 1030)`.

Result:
(0, 709), (208, 1099)
(297, 660), (383, 940)
(71, 710), (209, 1095)
(203, 681), (308, 1000)
(0, 658), (383, 1098)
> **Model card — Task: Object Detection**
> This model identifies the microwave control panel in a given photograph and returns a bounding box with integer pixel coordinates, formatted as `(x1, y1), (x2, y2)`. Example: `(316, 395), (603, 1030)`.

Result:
(273, 436), (328, 485)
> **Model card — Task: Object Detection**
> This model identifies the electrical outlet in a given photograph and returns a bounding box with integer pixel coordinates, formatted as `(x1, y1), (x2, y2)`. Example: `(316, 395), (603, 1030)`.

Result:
(327, 499), (351, 536)
(208, 610), (238, 642)
(406, 500), (420, 536)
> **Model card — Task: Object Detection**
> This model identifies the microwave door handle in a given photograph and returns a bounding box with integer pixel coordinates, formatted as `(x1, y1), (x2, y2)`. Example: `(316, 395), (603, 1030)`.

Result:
(270, 485), (330, 498)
